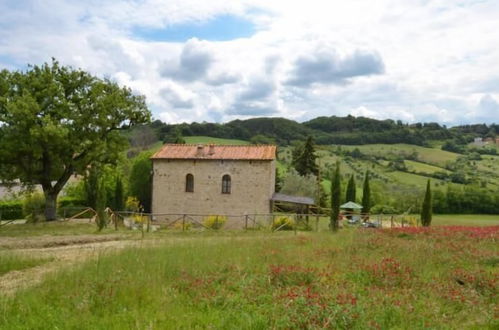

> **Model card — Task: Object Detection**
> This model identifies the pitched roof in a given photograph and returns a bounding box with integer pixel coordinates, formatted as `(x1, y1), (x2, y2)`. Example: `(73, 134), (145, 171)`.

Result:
(271, 193), (315, 205)
(151, 144), (276, 160)
(340, 201), (363, 209)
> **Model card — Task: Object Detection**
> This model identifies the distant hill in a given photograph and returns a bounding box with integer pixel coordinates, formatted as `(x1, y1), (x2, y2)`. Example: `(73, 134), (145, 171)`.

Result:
(142, 115), (497, 147)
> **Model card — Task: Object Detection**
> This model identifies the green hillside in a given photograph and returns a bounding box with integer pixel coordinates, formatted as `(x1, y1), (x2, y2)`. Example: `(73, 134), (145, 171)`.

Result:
(340, 144), (459, 167)
(184, 136), (249, 145)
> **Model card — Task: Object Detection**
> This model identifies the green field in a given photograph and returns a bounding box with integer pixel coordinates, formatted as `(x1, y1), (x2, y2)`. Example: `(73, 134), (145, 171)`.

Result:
(0, 226), (497, 329)
(184, 136), (250, 145)
(341, 144), (459, 167)
(404, 160), (450, 175)
(432, 214), (499, 226)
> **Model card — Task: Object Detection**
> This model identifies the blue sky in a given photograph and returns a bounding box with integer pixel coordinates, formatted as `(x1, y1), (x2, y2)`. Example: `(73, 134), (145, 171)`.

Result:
(132, 14), (256, 42)
(0, 0), (498, 125)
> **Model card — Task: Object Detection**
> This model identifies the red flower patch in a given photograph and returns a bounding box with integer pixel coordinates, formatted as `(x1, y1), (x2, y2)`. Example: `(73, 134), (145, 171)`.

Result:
(269, 264), (318, 287)
(364, 258), (414, 287)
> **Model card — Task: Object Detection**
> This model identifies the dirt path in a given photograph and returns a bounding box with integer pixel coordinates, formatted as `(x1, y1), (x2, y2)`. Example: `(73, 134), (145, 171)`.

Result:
(0, 233), (290, 297)
(0, 238), (139, 296)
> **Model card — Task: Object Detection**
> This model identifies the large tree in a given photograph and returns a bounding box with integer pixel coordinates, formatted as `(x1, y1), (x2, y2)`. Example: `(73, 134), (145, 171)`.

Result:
(330, 161), (341, 232)
(293, 136), (318, 176)
(421, 179), (433, 226)
(0, 60), (150, 220)
(129, 151), (153, 213)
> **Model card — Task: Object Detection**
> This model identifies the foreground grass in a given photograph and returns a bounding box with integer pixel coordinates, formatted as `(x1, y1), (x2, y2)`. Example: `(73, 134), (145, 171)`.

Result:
(0, 221), (130, 238)
(0, 253), (53, 275)
(1, 227), (497, 329)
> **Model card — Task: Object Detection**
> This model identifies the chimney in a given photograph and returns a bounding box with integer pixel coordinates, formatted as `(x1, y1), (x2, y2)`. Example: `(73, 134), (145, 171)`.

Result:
(196, 144), (205, 157)
(208, 144), (215, 155)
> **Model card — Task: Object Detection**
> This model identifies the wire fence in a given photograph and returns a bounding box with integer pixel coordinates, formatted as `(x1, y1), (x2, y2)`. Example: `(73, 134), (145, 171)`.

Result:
(2, 207), (420, 232)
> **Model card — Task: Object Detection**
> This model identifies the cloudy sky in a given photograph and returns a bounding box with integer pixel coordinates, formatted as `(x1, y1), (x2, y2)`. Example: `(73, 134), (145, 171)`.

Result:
(1, 0), (498, 125)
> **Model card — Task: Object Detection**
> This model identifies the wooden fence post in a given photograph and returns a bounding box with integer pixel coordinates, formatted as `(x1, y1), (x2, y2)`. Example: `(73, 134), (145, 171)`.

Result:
(245, 214), (248, 230)
(140, 212), (144, 238)
(182, 214), (186, 232)
(294, 214), (297, 235)
(316, 214), (319, 232)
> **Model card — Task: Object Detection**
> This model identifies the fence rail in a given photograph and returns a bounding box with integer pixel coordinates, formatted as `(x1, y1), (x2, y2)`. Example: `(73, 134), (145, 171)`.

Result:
(2, 208), (419, 231)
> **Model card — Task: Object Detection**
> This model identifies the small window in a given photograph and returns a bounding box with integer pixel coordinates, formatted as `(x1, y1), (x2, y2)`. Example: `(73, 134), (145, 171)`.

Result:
(222, 174), (231, 194)
(185, 174), (194, 192)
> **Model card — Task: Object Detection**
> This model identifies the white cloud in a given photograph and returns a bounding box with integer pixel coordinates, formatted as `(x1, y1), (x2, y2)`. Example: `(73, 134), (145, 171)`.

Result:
(1, 0), (499, 124)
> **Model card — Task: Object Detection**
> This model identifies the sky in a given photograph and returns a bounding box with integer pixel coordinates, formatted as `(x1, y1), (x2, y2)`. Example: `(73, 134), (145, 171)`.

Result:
(0, 0), (498, 125)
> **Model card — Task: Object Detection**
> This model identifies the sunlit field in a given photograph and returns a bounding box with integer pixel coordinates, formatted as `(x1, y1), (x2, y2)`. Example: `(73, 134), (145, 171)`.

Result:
(1, 225), (497, 329)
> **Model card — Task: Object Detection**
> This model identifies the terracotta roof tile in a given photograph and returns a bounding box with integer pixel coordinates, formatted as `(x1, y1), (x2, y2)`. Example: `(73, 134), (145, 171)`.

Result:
(151, 144), (276, 160)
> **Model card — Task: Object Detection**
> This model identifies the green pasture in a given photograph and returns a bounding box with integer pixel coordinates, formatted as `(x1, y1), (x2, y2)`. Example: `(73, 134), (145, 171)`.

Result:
(404, 160), (450, 175)
(432, 214), (499, 226)
(0, 227), (497, 329)
(340, 144), (459, 166)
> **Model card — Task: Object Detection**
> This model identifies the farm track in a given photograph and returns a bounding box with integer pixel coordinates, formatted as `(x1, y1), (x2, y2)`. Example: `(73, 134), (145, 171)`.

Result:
(0, 234), (282, 296)
(0, 237), (137, 296)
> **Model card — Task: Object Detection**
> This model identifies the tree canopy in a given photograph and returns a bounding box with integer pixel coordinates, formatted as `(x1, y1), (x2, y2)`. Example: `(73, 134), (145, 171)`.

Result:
(0, 60), (150, 219)
(292, 136), (318, 176)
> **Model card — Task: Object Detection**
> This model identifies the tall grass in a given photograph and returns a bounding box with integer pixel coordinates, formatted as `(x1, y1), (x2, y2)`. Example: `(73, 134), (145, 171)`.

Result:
(0, 253), (53, 275)
(1, 228), (497, 329)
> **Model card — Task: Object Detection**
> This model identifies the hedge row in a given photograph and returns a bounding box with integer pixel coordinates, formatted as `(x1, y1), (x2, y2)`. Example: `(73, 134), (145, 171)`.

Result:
(0, 197), (88, 220)
(57, 197), (89, 218)
(0, 200), (23, 220)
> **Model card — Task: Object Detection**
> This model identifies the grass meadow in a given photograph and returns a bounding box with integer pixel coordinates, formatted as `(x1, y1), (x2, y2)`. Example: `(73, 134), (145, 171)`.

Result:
(0, 253), (53, 276)
(340, 144), (459, 167)
(0, 221), (498, 329)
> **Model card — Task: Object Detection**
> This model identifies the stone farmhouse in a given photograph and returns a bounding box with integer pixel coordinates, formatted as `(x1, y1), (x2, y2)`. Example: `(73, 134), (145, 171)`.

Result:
(150, 144), (277, 218)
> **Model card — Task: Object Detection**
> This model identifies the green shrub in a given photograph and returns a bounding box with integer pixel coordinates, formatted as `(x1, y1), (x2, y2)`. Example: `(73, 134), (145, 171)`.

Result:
(272, 216), (295, 231)
(57, 197), (88, 217)
(22, 193), (45, 222)
(0, 200), (23, 220)
(203, 215), (227, 230)
(371, 205), (399, 214)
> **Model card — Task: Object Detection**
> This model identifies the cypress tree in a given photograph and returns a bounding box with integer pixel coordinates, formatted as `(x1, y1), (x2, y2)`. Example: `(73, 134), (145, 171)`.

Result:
(84, 166), (99, 209)
(294, 136), (318, 176)
(96, 178), (107, 231)
(362, 171), (371, 215)
(345, 175), (356, 202)
(114, 176), (124, 211)
(421, 179), (433, 226)
(330, 161), (341, 232)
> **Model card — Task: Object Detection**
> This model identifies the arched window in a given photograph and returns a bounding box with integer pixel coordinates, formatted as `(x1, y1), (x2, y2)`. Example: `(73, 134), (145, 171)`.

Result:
(185, 174), (194, 192)
(222, 174), (231, 194)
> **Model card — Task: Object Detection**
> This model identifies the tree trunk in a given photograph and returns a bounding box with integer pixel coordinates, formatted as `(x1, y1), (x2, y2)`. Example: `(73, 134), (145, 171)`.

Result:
(44, 191), (58, 221)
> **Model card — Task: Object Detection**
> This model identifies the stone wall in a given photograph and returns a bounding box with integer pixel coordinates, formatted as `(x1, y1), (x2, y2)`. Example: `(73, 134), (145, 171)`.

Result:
(152, 159), (275, 221)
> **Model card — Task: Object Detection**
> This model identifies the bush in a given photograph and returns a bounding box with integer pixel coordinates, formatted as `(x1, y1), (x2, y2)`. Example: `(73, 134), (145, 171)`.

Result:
(58, 197), (87, 209)
(22, 192), (45, 222)
(272, 216), (295, 231)
(125, 196), (142, 212)
(56, 197), (88, 217)
(203, 215), (227, 230)
(0, 200), (23, 220)
(371, 205), (400, 215)
(173, 221), (192, 231)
